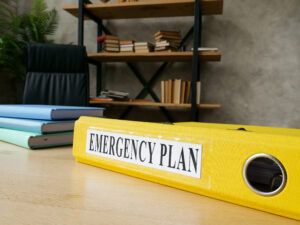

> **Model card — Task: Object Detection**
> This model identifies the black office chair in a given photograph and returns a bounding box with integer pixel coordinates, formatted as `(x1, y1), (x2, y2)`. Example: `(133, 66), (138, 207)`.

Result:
(23, 44), (89, 106)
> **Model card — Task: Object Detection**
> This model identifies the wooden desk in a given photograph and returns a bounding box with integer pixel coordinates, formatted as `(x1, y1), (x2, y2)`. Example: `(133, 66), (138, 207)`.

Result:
(0, 142), (299, 225)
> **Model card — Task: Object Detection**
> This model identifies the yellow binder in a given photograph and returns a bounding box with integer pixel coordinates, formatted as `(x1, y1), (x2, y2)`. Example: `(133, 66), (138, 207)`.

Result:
(73, 117), (300, 220)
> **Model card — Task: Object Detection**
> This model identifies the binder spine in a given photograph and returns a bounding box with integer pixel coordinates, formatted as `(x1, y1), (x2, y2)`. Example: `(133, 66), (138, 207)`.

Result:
(73, 117), (300, 221)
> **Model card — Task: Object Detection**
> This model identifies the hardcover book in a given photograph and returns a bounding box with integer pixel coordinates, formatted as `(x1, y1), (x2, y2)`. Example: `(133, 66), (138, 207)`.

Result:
(0, 128), (73, 149)
(0, 117), (75, 134)
(0, 105), (104, 121)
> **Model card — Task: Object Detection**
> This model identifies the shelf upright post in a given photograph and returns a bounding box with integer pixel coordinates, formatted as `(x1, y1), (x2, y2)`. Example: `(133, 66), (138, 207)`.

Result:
(191, 0), (202, 121)
(97, 21), (103, 95)
(78, 0), (84, 46)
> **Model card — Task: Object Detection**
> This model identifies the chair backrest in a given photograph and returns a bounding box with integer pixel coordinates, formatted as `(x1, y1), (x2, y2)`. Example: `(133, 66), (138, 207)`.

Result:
(23, 44), (89, 106)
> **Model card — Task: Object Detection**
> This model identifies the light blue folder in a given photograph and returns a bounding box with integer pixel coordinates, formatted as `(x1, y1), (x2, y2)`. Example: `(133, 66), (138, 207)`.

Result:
(0, 105), (104, 120)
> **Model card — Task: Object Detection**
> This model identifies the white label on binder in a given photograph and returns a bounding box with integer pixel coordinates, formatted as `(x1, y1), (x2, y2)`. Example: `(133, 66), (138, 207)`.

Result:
(86, 129), (202, 178)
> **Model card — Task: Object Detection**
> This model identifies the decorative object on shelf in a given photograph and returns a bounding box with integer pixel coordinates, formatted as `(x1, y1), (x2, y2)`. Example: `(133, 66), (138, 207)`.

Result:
(134, 42), (154, 53)
(100, 0), (111, 3)
(97, 35), (120, 52)
(154, 30), (181, 52)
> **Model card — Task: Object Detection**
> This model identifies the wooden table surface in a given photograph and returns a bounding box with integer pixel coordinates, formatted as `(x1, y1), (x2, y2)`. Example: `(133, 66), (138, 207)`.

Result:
(0, 142), (299, 225)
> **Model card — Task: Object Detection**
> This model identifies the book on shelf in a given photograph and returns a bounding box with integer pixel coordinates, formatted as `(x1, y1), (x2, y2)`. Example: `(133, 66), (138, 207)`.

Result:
(134, 42), (154, 53)
(120, 44), (134, 48)
(103, 47), (120, 52)
(154, 30), (181, 52)
(180, 80), (186, 104)
(173, 79), (181, 104)
(101, 90), (129, 101)
(191, 47), (219, 51)
(120, 40), (135, 52)
(161, 81), (165, 103)
(160, 80), (200, 104)
(185, 81), (191, 104)
(134, 42), (154, 47)
(164, 80), (168, 103)
(155, 46), (177, 52)
(103, 39), (119, 45)
(168, 79), (173, 104)
(100, 34), (120, 52)
(120, 40), (134, 45)
(102, 43), (120, 48)
(154, 30), (181, 37)
(155, 34), (181, 41)
(155, 40), (180, 48)
(135, 46), (151, 49)
(120, 47), (134, 52)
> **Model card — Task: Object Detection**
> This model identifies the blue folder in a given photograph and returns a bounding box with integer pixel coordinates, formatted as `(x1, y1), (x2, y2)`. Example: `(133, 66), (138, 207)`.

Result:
(0, 105), (104, 120)
(0, 117), (75, 134)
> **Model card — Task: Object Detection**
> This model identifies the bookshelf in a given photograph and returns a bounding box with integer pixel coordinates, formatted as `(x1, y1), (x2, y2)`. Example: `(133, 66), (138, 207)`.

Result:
(88, 51), (222, 63)
(62, 0), (224, 122)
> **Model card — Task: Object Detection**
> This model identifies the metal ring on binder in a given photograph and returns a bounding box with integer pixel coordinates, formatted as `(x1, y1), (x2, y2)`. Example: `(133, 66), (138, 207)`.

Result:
(243, 153), (287, 197)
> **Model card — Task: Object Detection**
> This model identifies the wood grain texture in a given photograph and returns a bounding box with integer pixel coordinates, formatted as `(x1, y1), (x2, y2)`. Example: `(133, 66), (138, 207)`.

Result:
(0, 142), (299, 225)
(88, 51), (222, 62)
(62, 0), (223, 20)
(89, 101), (221, 109)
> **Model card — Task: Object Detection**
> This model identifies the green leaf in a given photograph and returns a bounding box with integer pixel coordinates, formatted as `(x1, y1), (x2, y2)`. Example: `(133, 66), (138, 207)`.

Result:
(0, 0), (59, 80)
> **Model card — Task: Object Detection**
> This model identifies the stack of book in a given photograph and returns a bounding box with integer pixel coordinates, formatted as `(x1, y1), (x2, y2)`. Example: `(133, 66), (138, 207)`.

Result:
(100, 90), (129, 101)
(98, 35), (120, 52)
(154, 30), (181, 52)
(134, 42), (154, 53)
(120, 40), (134, 52)
(161, 79), (201, 104)
(0, 105), (104, 149)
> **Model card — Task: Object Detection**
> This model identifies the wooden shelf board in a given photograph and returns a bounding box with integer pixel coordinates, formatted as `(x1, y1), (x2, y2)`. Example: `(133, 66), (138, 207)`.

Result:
(62, 0), (223, 20)
(88, 51), (221, 62)
(90, 101), (221, 109)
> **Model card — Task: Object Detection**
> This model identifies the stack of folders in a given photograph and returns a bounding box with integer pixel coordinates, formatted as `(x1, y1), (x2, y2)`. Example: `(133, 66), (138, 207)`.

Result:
(0, 105), (104, 149)
(161, 79), (201, 104)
